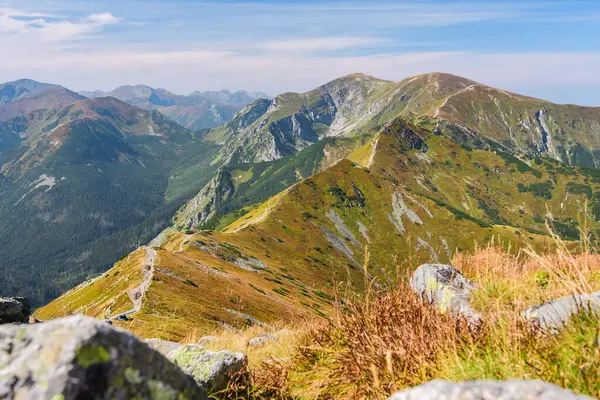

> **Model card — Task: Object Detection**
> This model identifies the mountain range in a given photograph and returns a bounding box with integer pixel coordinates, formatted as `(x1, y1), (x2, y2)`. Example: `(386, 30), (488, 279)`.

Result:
(206, 73), (600, 166)
(27, 72), (600, 340)
(79, 85), (270, 131)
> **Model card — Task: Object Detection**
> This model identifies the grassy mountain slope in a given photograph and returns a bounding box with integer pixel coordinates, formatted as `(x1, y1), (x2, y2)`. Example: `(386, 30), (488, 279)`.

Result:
(37, 119), (600, 340)
(174, 72), (600, 276)
(176, 134), (372, 230)
(0, 97), (219, 306)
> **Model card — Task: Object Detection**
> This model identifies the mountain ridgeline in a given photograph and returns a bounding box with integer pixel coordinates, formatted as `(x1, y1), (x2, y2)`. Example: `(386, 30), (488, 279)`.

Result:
(206, 73), (600, 166)
(35, 73), (600, 340)
(80, 85), (270, 131)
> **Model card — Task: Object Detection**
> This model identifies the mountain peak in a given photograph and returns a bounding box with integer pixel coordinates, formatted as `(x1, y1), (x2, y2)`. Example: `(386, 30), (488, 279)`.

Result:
(0, 79), (63, 105)
(2, 78), (58, 89)
(402, 72), (480, 92)
(334, 72), (391, 84)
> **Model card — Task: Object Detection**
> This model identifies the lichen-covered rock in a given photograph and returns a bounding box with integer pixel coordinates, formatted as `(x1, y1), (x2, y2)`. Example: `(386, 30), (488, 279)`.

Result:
(248, 334), (278, 347)
(0, 315), (204, 399)
(410, 264), (481, 327)
(388, 379), (592, 399)
(523, 291), (600, 332)
(169, 345), (246, 393)
(0, 296), (30, 324)
(146, 339), (246, 393)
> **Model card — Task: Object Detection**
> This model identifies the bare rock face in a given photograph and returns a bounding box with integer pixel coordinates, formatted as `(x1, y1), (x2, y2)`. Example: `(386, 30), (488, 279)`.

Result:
(410, 264), (482, 327)
(0, 316), (204, 399)
(0, 296), (30, 324)
(146, 339), (246, 394)
(388, 379), (592, 400)
(523, 291), (600, 332)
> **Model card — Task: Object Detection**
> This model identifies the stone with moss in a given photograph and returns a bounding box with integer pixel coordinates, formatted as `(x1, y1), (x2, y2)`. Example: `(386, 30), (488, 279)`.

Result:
(146, 339), (246, 394)
(0, 315), (204, 399)
(410, 264), (482, 327)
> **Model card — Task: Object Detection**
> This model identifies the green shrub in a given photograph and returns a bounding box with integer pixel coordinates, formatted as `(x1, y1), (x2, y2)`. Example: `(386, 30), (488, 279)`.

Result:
(517, 182), (553, 199)
(566, 182), (593, 198)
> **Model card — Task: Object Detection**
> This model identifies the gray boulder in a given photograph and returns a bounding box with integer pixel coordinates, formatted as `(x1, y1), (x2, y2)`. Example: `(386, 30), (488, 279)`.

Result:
(146, 339), (246, 393)
(248, 333), (278, 347)
(410, 264), (482, 327)
(523, 291), (600, 332)
(197, 335), (223, 346)
(389, 379), (592, 400)
(0, 296), (30, 324)
(0, 315), (204, 399)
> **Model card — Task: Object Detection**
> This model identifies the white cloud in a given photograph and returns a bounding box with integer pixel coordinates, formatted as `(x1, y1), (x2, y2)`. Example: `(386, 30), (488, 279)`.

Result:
(86, 13), (119, 25)
(0, 8), (119, 41)
(0, 8), (58, 19)
(0, 13), (28, 33)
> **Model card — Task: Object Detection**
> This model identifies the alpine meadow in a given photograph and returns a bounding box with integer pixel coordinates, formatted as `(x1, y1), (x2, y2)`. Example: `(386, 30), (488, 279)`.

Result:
(2, 1), (600, 399)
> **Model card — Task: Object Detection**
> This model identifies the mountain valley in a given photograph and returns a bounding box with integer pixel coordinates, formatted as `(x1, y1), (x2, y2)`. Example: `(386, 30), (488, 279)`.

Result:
(38, 117), (600, 340)
(3, 72), (600, 323)
(0, 96), (219, 305)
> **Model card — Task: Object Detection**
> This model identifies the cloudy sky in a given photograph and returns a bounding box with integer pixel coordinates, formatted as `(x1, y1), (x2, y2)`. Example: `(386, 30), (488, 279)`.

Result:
(1, 0), (599, 105)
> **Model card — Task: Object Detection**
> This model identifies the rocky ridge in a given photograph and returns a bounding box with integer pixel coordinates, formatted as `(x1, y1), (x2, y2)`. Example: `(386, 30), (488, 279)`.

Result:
(205, 72), (600, 167)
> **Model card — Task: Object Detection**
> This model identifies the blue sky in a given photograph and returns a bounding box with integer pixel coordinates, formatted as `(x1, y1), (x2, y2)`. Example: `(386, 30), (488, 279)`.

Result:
(1, 1), (599, 105)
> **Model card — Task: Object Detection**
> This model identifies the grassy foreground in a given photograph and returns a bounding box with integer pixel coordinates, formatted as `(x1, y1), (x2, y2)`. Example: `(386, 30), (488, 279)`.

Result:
(199, 233), (600, 399)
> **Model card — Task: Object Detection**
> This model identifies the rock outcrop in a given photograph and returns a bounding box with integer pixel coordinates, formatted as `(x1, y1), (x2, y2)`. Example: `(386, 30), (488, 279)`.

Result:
(0, 316), (203, 399)
(523, 291), (600, 332)
(389, 379), (592, 399)
(248, 334), (278, 347)
(146, 338), (246, 394)
(410, 264), (481, 327)
(0, 296), (30, 324)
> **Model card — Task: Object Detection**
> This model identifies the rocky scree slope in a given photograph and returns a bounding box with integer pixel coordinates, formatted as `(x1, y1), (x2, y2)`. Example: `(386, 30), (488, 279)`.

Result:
(37, 119), (600, 340)
(205, 73), (392, 164)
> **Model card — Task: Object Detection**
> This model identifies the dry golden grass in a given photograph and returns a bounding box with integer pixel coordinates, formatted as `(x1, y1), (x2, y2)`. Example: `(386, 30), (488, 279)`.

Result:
(287, 286), (471, 399)
(454, 234), (600, 319)
(181, 323), (302, 371)
(216, 228), (600, 399)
